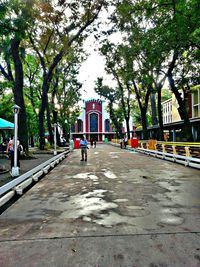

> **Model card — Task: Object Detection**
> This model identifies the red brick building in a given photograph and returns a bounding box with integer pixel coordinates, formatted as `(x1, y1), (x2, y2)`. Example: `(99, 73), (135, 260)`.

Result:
(71, 99), (114, 141)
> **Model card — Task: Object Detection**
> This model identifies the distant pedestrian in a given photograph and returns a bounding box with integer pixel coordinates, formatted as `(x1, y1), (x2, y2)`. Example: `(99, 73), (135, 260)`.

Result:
(120, 138), (123, 149)
(90, 138), (93, 148)
(94, 138), (96, 148)
(0, 139), (7, 152)
(124, 135), (128, 149)
(80, 136), (88, 161)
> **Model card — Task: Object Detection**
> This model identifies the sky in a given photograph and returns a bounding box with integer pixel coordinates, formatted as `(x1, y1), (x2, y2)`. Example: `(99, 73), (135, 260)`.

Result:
(78, 36), (116, 101)
(78, 7), (119, 101)
(78, 38), (106, 100)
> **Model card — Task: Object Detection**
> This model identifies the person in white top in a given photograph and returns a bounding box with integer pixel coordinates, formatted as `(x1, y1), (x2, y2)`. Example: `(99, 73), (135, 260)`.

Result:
(80, 136), (88, 161)
(124, 135), (128, 149)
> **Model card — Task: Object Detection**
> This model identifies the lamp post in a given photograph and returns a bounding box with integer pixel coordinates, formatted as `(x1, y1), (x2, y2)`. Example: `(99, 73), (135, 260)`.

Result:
(12, 104), (21, 177)
(54, 123), (57, 156)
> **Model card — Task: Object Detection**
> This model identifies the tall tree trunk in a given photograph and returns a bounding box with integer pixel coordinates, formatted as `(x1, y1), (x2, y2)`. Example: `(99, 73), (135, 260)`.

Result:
(141, 108), (148, 140)
(132, 81), (151, 140)
(168, 74), (193, 141)
(11, 38), (29, 151)
(39, 84), (48, 150)
(157, 87), (164, 140)
(125, 117), (130, 139)
(108, 101), (121, 136)
(46, 101), (53, 145)
(150, 93), (158, 125)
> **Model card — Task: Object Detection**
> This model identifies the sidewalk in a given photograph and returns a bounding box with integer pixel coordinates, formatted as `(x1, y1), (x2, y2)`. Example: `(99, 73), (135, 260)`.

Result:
(0, 152), (53, 187)
(0, 144), (200, 266)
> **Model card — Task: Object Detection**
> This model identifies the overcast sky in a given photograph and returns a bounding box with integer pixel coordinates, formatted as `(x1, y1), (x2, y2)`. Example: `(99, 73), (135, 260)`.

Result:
(78, 7), (119, 101)
(78, 36), (117, 101)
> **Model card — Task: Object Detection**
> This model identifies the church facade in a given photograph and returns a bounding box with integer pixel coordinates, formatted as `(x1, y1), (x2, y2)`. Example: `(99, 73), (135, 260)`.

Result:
(71, 99), (114, 141)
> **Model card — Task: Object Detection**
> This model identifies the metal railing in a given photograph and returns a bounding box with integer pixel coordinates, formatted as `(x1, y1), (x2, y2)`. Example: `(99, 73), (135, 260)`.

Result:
(0, 150), (70, 208)
(134, 146), (200, 169)
(111, 139), (200, 170)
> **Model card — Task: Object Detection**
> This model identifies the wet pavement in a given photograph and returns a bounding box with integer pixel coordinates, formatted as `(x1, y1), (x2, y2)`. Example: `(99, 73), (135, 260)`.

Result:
(0, 144), (200, 267)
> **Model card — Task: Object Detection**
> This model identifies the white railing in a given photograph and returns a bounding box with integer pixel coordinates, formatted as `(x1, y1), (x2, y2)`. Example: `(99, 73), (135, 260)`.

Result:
(0, 150), (70, 208)
(110, 141), (200, 170)
(128, 146), (200, 169)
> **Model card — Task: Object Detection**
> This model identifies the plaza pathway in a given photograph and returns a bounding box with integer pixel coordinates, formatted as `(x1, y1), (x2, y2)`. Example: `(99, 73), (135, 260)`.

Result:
(0, 144), (200, 267)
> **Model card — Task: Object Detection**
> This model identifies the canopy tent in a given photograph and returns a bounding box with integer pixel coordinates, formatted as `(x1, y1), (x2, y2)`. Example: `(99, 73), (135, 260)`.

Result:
(0, 118), (14, 130)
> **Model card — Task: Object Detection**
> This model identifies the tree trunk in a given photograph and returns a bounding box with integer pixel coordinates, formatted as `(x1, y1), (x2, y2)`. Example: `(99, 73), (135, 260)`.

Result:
(157, 87), (164, 140)
(108, 102), (121, 136)
(125, 116), (130, 139)
(141, 108), (148, 140)
(30, 135), (34, 147)
(46, 102), (53, 145)
(39, 86), (48, 150)
(168, 74), (193, 141)
(10, 38), (29, 151)
(150, 93), (158, 125)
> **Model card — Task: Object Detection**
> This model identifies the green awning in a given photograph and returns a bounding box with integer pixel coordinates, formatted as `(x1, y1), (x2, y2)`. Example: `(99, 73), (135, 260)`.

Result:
(0, 118), (14, 129)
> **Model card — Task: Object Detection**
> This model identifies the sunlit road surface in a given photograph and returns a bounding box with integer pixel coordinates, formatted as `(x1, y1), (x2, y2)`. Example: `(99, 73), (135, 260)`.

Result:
(0, 144), (200, 267)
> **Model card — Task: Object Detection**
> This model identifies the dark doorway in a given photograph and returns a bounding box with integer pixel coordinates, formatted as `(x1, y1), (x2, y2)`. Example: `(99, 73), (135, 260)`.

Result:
(90, 113), (98, 132)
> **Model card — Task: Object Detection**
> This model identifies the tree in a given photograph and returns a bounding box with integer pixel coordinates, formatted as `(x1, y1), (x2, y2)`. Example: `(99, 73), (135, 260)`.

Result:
(106, 0), (200, 140)
(95, 77), (124, 136)
(0, 0), (33, 151)
(28, 0), (108, 149)
(98, 42), (133, 138)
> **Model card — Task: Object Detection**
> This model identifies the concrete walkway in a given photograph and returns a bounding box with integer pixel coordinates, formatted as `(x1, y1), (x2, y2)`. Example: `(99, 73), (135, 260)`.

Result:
(0, 144), (200, 267)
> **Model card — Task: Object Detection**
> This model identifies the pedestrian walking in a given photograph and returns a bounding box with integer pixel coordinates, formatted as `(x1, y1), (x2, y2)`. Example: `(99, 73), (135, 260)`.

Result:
(90, 138), (93, 148)
(120, 138), (123, 149)
(80, 136), (88, 161)
(124, 135), (128, 149)
(94, 138), (96, 148)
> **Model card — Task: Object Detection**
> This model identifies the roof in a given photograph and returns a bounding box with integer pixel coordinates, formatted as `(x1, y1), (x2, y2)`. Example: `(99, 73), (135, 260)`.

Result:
(0, 118), (14, 130)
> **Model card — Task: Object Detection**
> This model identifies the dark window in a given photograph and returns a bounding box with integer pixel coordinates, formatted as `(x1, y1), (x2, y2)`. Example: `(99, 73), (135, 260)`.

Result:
(77, 119), (83, 132)
(71, 125), (75, 133)
(90, 113), (98, 132)
(105, 119), (110, 132)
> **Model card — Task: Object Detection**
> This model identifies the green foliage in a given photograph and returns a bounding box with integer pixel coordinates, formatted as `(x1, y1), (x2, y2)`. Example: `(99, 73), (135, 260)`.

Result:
(0, 92), (14, 121)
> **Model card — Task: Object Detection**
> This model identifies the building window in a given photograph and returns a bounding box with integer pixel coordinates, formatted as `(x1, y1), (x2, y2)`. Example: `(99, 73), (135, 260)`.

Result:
(105, 119), (110, 132)
(77, 119), (83, 132)
(71, 125), (75, 133)
(193, 89), (200, 118)
(90, 113), (98, 132)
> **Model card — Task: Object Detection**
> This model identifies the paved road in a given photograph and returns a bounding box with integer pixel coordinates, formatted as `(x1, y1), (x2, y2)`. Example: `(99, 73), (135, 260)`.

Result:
(0, 144), (200, 267)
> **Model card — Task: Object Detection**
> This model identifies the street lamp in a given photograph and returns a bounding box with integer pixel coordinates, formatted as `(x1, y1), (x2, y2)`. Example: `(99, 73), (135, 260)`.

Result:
(12, 104), (21, 177)
(54, 123), (57, 156)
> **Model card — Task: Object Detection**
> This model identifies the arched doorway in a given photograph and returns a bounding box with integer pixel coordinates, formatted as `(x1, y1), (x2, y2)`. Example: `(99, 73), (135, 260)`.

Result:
(90, 113), (98, 132)
(90, 113), (98, 141)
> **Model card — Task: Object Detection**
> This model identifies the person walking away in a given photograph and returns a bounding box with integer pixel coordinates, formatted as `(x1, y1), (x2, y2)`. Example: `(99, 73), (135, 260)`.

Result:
(94, 138), (96, 148)
(90, 138), (93, 148)
(80, 136), (88, 161)
(124, 135), (128, 149)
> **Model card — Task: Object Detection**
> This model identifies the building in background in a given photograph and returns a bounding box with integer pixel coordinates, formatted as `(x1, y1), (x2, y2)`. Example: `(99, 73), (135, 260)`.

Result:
(162, 91), (200, 141)
(71, 99), (135, 141)
(71, 99), (113, 141)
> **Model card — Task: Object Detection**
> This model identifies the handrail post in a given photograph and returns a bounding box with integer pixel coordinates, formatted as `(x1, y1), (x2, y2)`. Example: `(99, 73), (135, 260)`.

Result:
(185, 146), (191, 157)
(172, 145), (177, 155)
(162, 144), (166, 153)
